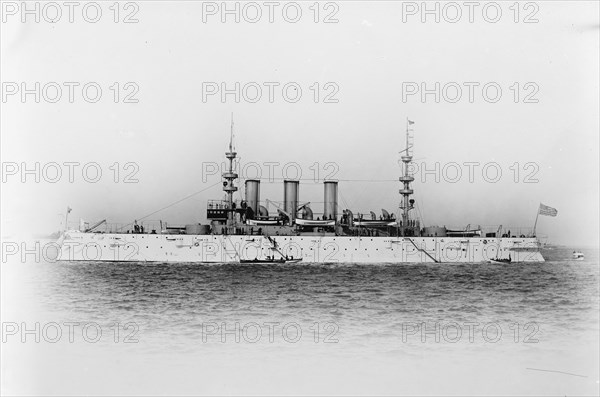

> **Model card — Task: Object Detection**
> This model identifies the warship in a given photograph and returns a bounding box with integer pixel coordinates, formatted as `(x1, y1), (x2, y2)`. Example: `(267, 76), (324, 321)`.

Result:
(56, 120), (545, 263)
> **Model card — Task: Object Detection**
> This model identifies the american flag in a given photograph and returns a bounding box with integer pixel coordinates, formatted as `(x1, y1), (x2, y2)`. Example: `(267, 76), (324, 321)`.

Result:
(538, 203), (558, 217)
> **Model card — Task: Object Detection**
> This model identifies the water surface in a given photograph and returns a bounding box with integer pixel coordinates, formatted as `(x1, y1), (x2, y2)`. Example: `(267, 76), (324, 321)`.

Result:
(2, 247), (598, 395)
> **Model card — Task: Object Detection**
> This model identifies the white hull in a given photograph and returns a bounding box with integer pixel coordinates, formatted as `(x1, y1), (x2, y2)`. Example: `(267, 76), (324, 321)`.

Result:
(57, 231), (544, 263)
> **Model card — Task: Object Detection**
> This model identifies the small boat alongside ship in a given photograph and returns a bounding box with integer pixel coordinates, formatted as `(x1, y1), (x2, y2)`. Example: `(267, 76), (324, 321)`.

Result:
(240, 257), (302, 264)
(490, 255), (512, 264)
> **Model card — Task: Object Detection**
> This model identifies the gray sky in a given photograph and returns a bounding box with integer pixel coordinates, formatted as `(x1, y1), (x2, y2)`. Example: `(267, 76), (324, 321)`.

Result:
(2, 1), (599, 246)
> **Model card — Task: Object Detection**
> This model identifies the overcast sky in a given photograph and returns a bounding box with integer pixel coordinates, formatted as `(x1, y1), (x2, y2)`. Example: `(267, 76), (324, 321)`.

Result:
(2, 1), (598, 246)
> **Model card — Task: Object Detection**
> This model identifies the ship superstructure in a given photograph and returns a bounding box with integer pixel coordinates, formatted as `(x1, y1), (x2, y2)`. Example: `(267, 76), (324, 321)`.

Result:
(56, 120), (544, 263)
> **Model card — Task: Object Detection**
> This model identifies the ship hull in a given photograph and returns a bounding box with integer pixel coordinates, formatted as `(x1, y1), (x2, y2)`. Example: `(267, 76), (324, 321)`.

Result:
(56, 232), (544, 263)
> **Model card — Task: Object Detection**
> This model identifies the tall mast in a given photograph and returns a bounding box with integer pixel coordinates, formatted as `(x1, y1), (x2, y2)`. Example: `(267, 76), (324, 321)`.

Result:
(223, 114), (238, 229)
(399, 119), (415, 232)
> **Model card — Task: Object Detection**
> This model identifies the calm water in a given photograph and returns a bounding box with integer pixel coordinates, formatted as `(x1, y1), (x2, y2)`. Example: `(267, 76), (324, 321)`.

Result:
(2, 247), (599, 395)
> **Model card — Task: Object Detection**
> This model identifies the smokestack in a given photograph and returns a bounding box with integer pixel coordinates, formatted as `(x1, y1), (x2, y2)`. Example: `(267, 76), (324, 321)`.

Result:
(245, 179), (260, 214)
(323, 181), (338, 220)
(283, 180), (299, 220)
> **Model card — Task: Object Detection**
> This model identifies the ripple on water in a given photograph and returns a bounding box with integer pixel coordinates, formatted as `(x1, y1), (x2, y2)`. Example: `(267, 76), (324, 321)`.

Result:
(6, 248), (597, 356)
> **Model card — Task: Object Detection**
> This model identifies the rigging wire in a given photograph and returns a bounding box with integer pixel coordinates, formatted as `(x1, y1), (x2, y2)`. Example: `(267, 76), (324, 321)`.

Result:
(116, 181), (222, 231)
(338, 190), (351, 211)
(415, 199), (426, 227)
